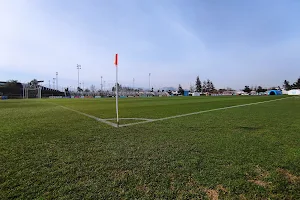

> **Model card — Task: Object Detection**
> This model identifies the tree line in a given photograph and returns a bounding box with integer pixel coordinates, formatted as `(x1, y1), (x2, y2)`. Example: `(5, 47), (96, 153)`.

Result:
(177, 76), (216, 95)
(283, 78), (300, 90)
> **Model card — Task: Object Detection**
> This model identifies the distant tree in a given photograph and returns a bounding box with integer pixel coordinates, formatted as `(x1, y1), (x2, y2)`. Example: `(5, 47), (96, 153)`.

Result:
(190, 84), (195, 93)
(243, 86), (251, 93)
(157, 90), (160, 92)
(256, 86), (267, 93)
(202, 81), (207, 92)
(178, 84), (184, 95)
(208, 79), (215, 92)
(283, 80), (292, 90)
(195, 76), (202, 92)
(292, 77), (300, 89)
(90, 85), (96, 92)
(5, 80), (18, 86)
(77, 87), (83, 92)
(112, 83), (121, 92)
(84, 88), (90, 93)
(206, 79), (211, 92)
(218, 89), (226, 93)
(151, 87), (154, 92)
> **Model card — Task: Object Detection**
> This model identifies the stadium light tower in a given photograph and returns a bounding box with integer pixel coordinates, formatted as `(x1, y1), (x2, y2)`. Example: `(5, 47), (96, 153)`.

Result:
(77, 64), (81, 89)
(149, 73), (151, 91)
(133, 78), (135, 89)
(56, 72), (58, 90)
(101, 76), (103, 91)
(53, 78), (55, 90)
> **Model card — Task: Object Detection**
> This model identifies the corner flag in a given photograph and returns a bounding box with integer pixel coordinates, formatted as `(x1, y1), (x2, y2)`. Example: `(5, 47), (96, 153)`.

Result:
(114, 53), (119, 126)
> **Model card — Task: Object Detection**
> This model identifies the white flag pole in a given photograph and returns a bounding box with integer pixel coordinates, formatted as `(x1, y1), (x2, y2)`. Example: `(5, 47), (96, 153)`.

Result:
(115, 54), (119, 127)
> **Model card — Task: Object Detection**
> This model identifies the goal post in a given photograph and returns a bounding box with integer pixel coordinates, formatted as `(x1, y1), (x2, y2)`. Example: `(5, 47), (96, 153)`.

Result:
(23, 86), (42, 99)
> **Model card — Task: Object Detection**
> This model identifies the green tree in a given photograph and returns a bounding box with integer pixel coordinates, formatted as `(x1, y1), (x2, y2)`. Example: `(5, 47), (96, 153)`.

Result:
(178, 84), (184, 95)
(202, 81), (207, 92)
(292, 77), (300, 89)
(5, 80), (18, 87)
(195, 76), (202, 92)
(189, 84), (195, 93)
(283, 80), (292, 90)
(206, 79), (211, 92)
(243, 86), (251, 93)
(77, 87), (83, 92)
(205, 79), (215, 92)
(256, 86), (267, 93)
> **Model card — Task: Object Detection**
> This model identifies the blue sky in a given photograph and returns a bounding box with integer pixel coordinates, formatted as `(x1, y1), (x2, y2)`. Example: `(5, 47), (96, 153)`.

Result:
(1, 0), (300, 90)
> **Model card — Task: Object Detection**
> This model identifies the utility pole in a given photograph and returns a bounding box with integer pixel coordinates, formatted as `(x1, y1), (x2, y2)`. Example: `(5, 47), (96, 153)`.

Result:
(77, 64), (81, 89)
(48, 80), (50, 88)
(101, 76), (103, 91)
(133, 78), (135, 89)
(149, 73), (151, 91)
(103, 81), (106, 91)
(53, 78), (55, 90)
(56, 72), (58, 90)
(82, 82), (84, 91)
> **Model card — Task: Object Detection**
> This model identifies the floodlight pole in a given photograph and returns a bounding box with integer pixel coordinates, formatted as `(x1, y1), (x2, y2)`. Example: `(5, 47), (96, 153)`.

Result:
(133, 78), (135, 89)
(53, 78), (55, 90)
(77, 64), (81, 89)
(101, 76), (103, 92)
(56, 72), (58, 91)
(48, 80), (50, 88)
(149, 73), (151, 91)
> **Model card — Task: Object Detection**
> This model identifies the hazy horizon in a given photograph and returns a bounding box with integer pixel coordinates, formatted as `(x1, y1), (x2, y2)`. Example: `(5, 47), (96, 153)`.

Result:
(1, 0), (300, 90)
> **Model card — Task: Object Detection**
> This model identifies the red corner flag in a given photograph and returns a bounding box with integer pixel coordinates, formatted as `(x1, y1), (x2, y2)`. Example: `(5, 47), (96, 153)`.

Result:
(114, 54), (118, 66)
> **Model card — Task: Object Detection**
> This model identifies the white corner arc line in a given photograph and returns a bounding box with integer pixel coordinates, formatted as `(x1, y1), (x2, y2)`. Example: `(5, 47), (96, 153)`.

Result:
(119, 97), (290, 127)
(49, 103), (118, 127)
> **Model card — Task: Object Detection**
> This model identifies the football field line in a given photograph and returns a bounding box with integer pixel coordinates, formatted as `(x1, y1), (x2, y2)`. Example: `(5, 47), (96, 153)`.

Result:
(49, 97), (290, 128)
(118, 97), (291, 127)
(49, 102), (119, 127)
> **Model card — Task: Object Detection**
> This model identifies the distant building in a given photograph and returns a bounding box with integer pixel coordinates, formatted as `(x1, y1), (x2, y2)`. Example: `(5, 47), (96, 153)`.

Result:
(287, 89), (300, 95)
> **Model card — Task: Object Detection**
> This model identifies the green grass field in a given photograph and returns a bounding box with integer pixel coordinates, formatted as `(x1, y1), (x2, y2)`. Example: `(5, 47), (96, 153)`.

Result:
(1, 96), (299, 199)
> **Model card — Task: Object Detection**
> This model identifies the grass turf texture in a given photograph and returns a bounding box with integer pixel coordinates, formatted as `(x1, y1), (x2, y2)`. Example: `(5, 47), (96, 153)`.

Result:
(0, 96), (299, 199)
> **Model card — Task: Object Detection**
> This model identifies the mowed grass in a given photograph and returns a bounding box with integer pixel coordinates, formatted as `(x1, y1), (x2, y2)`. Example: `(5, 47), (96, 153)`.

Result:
(0, 96), (299, 199)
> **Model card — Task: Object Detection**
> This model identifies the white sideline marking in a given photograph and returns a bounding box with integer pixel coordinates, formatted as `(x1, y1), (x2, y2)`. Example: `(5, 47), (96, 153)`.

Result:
(104, 118), (154, 121)
(119, 97), (290, 127)
(49, 103), (118, 127)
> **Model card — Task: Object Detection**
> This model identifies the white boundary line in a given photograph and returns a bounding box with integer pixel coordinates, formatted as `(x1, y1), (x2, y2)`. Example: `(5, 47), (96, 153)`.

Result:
(118, 97), (290, 127)
(104, 118), (154, 121)
(49, 97), (290, 128)
(49, 103), (118, 127)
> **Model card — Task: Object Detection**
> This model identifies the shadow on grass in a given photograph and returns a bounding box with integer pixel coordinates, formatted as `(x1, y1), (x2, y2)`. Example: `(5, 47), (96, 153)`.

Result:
(236, 126), (262, 131)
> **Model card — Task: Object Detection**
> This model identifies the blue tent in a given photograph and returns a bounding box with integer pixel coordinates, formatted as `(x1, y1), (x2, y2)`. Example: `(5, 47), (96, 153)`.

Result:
(268, 90), (282, 95)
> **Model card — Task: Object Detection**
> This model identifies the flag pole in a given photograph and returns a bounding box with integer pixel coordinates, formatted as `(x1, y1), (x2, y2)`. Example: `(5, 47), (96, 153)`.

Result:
(115, 54), (119, 127)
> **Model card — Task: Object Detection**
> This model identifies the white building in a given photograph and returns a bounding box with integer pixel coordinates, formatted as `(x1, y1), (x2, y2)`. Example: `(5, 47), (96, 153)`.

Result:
(287, 89), (300, 95)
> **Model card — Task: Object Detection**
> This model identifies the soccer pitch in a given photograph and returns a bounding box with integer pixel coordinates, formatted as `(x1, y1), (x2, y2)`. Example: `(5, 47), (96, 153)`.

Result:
(1, 96), (299, 199)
